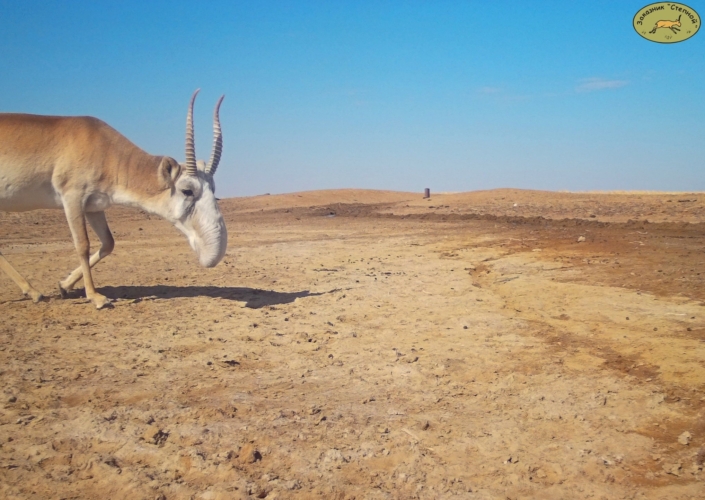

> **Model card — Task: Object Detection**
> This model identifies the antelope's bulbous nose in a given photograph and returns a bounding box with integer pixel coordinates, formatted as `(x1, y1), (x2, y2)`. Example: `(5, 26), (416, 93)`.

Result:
(200, 254), (222, 268)
(197, 218), (227, 268)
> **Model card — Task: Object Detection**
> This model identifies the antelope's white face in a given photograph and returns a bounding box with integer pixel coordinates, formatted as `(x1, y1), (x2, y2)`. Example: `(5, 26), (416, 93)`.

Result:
(171, 170), (227, 268)
(162, 89), (228, 268)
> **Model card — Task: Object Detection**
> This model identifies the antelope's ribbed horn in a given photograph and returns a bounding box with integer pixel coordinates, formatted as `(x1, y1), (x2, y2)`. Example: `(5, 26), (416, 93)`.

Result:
(184, 89), (200, 176)
(206, 95), (225, 176)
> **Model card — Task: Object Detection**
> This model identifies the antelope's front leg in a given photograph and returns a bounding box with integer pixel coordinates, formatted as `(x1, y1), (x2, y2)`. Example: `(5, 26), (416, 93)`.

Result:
(62, 199), (111, 309)
(60, 211), (115, 295)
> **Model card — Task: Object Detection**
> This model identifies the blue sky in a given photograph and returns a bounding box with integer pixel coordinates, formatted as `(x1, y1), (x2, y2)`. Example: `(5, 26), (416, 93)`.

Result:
(1, 1), (703, 197)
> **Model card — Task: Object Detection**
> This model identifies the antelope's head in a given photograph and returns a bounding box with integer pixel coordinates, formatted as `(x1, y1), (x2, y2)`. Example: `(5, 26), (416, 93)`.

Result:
(159, 89), (227, 268)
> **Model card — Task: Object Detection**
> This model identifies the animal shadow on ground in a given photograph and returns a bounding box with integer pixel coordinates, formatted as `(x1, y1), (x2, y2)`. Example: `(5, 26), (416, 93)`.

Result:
(96, 285), (332, 308)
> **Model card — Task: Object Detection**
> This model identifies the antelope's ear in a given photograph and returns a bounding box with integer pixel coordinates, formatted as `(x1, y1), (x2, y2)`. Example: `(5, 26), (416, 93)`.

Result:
(158, 157), (181, 188)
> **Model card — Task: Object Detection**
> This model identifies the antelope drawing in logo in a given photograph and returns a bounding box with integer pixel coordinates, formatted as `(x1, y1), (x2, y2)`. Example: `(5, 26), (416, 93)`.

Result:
(649, 14), (682, 34)
(0, 90), (228, 309)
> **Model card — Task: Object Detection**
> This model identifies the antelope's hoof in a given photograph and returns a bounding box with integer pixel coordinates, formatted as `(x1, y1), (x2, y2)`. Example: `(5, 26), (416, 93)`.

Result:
(25, 290), (44, 303)
(92, 294), (112, 310)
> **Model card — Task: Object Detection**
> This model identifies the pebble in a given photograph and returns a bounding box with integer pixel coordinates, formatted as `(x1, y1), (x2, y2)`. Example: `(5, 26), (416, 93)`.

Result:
(142, 426), (169, 445)
(678, 431), (692, 446)
(577, 236), (586, 243)
(238, 443), (262, 464)
(664, 463), (682, 476)
(284, 479), (301, 490)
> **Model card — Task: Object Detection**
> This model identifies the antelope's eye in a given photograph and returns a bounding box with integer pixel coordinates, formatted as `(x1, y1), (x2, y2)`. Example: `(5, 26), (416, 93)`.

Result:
(182, 189), (194, 197)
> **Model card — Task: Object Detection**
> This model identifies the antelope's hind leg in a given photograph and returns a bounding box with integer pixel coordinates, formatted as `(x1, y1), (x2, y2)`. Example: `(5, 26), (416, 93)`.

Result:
(60, 207), (113, 309)
(0, 251), (44, 302)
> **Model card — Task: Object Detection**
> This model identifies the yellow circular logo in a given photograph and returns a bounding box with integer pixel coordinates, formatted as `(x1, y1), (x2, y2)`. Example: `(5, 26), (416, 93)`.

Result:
(634, 2), (701, 43)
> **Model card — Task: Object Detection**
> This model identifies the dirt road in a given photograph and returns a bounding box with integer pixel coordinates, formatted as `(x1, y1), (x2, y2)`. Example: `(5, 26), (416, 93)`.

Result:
(1, 189), (704, 499)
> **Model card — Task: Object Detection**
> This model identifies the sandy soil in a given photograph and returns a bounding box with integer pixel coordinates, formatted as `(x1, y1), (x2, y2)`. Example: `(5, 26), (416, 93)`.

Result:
(1, 189), (704, 499)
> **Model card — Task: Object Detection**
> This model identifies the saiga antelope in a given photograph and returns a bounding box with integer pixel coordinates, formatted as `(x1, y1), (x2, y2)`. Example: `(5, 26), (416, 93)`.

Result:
(0, 90), (227, 309)
(649, 14), (682, 34)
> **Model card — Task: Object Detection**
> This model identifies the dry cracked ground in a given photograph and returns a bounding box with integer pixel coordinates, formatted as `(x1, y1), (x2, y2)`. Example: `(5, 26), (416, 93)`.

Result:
(1, 189), (704, 499)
